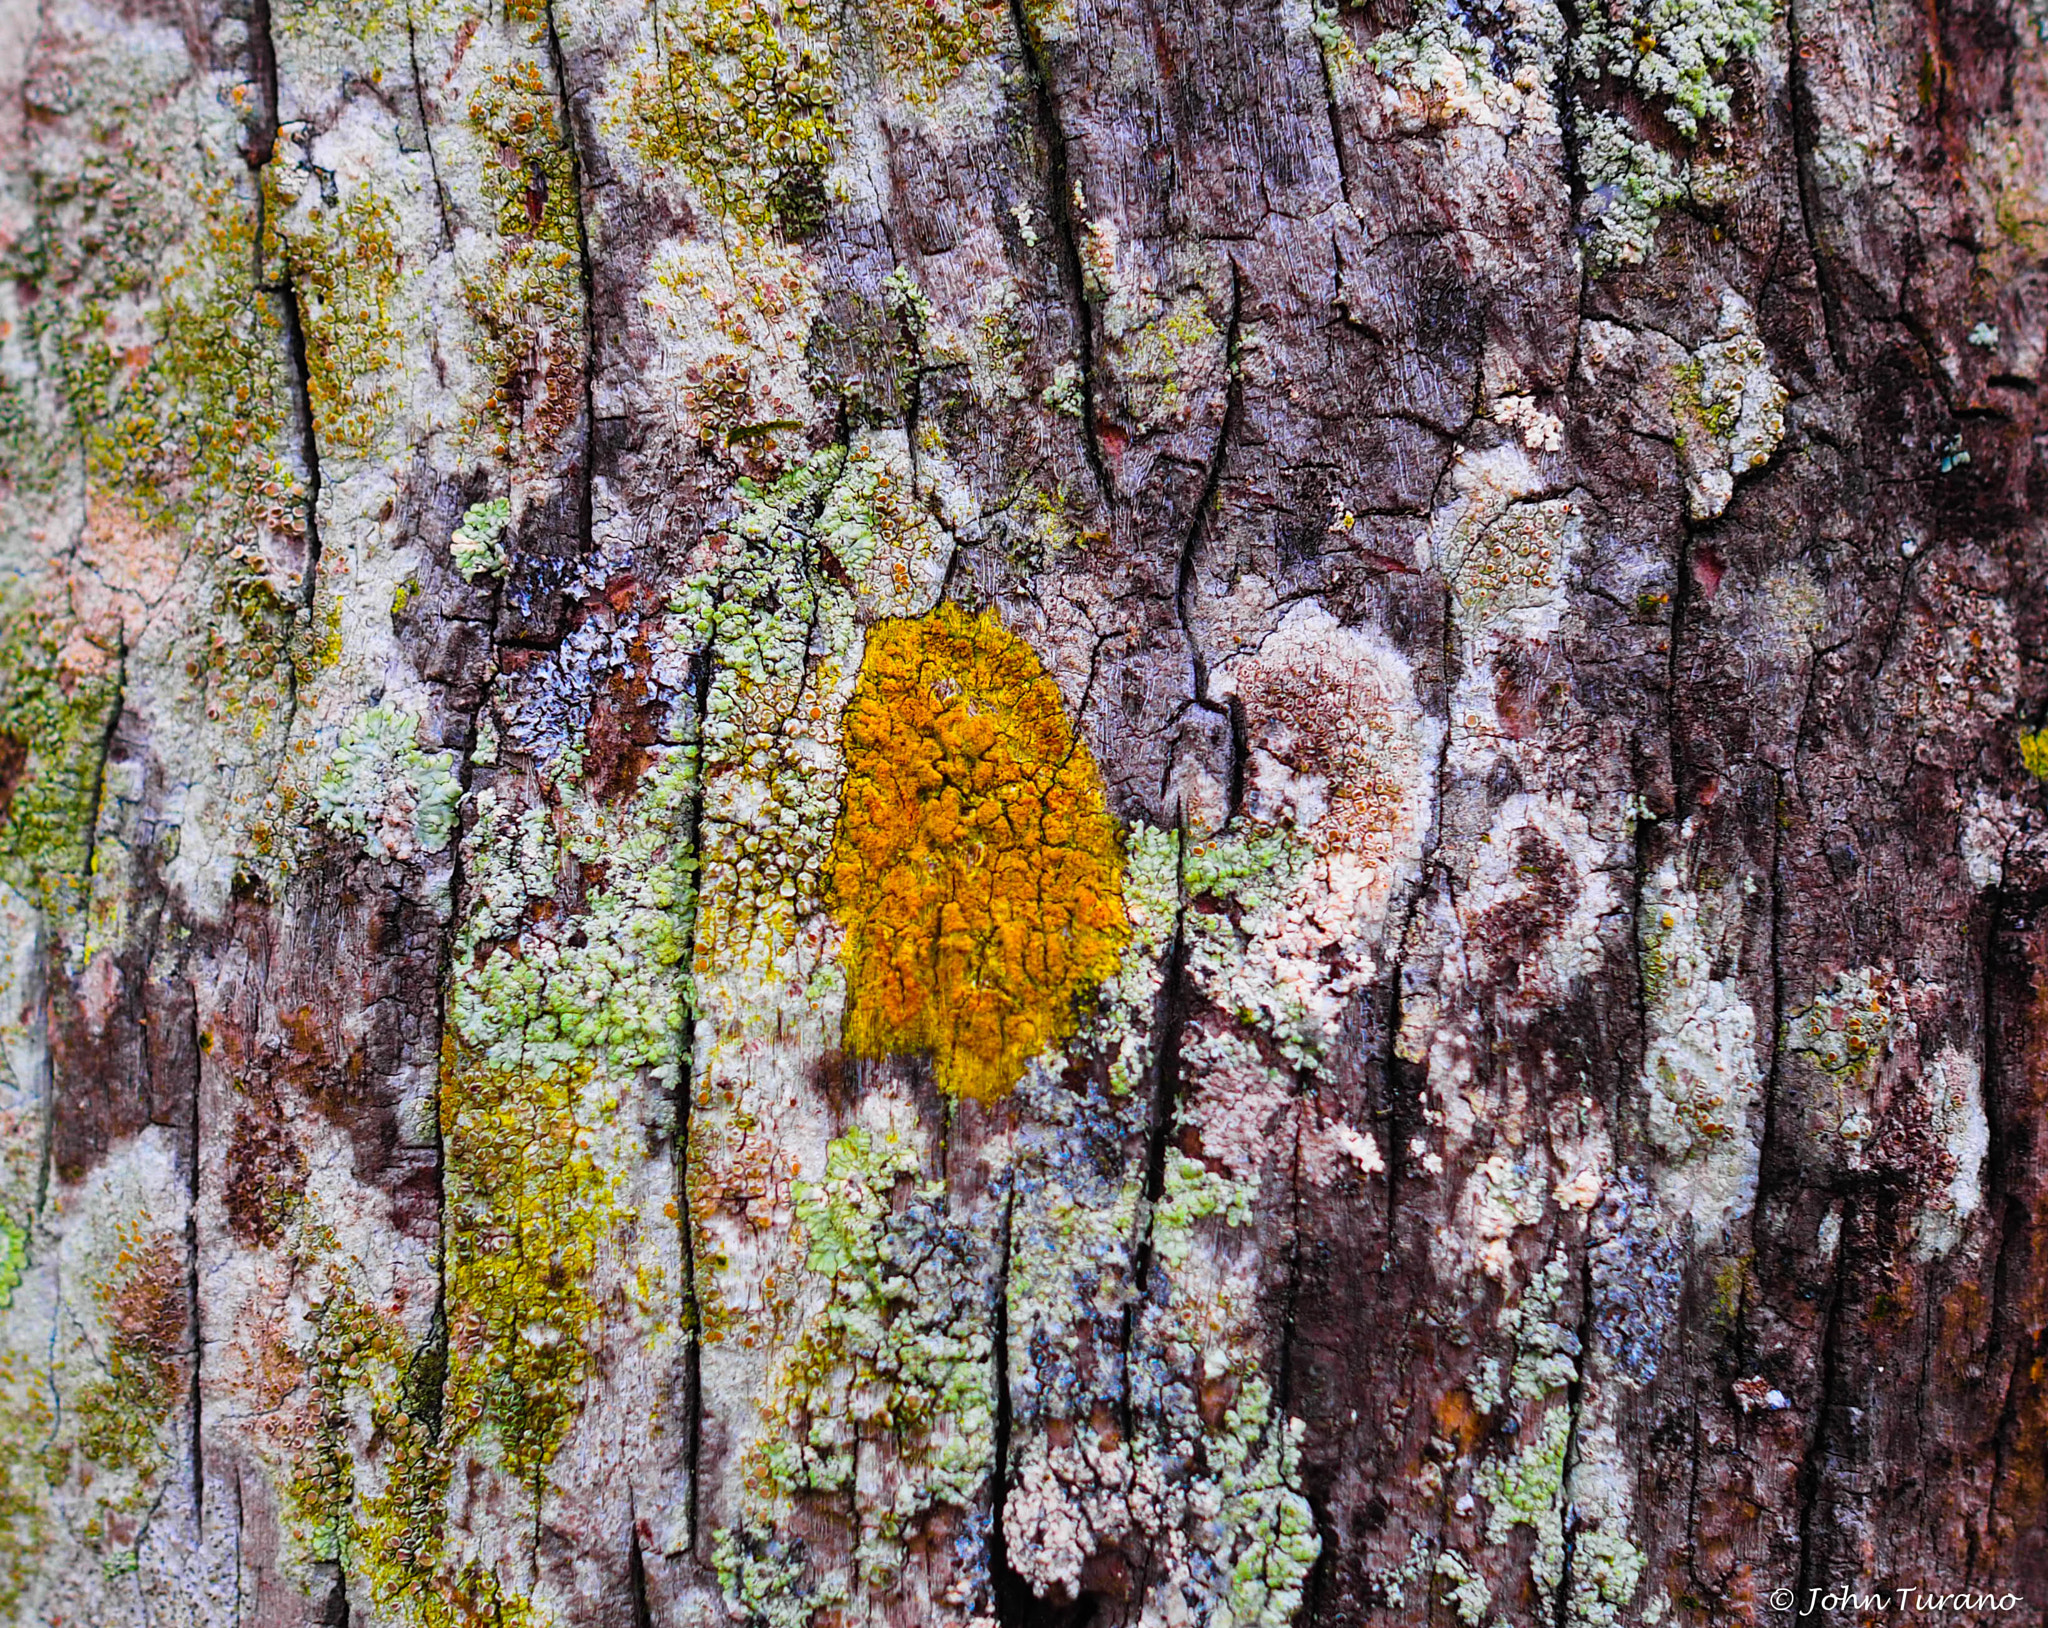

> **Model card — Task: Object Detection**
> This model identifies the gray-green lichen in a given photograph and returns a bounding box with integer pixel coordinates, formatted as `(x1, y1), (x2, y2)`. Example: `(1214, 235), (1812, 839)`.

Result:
(1574, 0), (1779, 266)
(313, 706), (463, 862)
(1674, 294), (1787, 520)
(450, 498), (512, 581)
(1637, 836), (1762, 1238)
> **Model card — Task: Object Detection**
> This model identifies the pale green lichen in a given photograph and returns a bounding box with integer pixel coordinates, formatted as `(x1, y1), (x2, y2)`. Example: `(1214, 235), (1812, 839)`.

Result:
(450, 498), (511, 580)
(313, 706), (463, 862)
(1435, 1547), (1494, 1626)
(1564, 1525), (1649, 1628)
(1498, 1253), (1582, 1401)
(1211, 1380), (1322, 1628)
(714, 1524), (836, 1628)
(0, 1220), (22, 1312)
(1571, 0), (1778, 267)
(1363, 0), (1563, 130)
(1637, 846), (1761, 1240)
(1181, 827), (1329, 1070)
(1475, 1405), (1571, 1598)
(1673, 294), (1787, 520)
(452, 754), (698, 1079)
(725, 1118), (994, 1607)
(1577, 111), (1690, 271)
(1576, 0), (1775, 137)
(1153, 1152), (1258, 1272)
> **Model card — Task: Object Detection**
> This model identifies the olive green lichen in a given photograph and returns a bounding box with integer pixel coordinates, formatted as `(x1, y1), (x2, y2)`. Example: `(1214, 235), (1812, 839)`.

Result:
(0, 1221), (23, 1313)
(69, 1227), (185, 1481)
(2021, 725), (2048, 780)
(0, 598), (122, 932)
(261, 165), (405, 457)
(462, 56), (587, 461)
(625, 0), (839, 234)
(1673, 295), (1787, 520)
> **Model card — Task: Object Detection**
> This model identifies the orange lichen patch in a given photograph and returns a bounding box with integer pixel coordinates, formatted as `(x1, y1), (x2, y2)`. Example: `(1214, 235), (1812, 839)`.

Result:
(827, 604), (1128, 1100)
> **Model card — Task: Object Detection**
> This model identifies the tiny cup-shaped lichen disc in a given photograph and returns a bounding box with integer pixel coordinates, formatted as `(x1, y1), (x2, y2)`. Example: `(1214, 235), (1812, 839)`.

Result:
(827, 603), (1129, 1099)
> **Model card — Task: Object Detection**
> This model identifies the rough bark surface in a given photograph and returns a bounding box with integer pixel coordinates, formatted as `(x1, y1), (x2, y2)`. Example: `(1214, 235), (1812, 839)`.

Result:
(0, 0), (2043, 1622)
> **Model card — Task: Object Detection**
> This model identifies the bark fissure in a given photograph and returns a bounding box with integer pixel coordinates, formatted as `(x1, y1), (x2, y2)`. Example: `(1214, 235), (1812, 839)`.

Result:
(403, 5), (457, 251)
(1004, 0), (1114, 506)
(1172, 261), (1247, 816)
(1125, 828), (1190, 1409)
(1781, 0), (1847, 375)
(1550, 1246), (1600, 1628)
(539, 0), (599, 567)
(676, 646), (713, 1560)
(1790, 1199), (1855, 1622)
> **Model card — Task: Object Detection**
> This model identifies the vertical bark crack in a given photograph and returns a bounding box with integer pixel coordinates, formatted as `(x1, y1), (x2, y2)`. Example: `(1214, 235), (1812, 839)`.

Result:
(1790, 1198), (1854, 1622)
(676, 647), (713, 1559)
(1172, 261), (1247, 820)
(1541, 1247), (1599, 1628)
(1003, 0), (1114, 507)
(539, 0), (599, 566)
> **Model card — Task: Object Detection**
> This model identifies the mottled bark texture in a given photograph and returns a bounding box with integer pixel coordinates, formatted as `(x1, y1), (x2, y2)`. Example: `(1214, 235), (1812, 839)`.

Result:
(0, 0), (2043, 1621)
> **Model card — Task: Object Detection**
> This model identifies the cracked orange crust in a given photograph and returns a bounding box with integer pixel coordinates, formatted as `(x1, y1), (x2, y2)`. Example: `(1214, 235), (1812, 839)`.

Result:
(828, 603), (1128, 1100)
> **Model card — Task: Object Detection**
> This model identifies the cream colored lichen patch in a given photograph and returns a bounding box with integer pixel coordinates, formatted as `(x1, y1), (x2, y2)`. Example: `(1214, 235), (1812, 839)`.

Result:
(642, 233), (821, 470)
(1458, 792), (1619, 998)
(1914, 1045), (1989, 1259)
(1676, 293), (1786, 520)
(1360, 0), (1565, 136)
(1174, 610), (1437, 1085)
(1426, 438), (1583, 637)
(1216, 602), (1436, 945)
(1638, 834), (1762, 1239)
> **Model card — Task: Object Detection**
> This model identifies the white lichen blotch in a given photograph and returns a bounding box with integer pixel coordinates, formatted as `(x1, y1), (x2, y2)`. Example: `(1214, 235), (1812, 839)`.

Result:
(1205, 603), (1439, 1071)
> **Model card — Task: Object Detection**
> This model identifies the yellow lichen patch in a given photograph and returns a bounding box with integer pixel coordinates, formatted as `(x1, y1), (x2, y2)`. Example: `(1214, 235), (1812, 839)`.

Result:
(827, 604), (1128, 1099)
(2021, 725), (2048, 781)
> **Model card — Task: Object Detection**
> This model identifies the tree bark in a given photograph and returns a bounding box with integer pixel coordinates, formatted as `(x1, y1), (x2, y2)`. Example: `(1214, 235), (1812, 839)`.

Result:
(0, 0), (2043, 1622)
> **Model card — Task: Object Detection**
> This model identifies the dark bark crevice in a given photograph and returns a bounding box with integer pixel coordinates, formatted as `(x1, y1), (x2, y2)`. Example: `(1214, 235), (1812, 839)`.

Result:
(1171, 260), (1247, 818)
(1549, 1246), (1599, 1628)
(1666, 511), (1695, 818)
(1780, 0), (1848, 376)
(1790, 1198), (1855, 1623)
(185, 982), (204, 1528)
(628, 1505), (655, 1628)
(403, 4), (457, 252)
(538, 0), (599, 569)
(1004, 0), (1114, 508)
